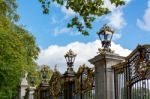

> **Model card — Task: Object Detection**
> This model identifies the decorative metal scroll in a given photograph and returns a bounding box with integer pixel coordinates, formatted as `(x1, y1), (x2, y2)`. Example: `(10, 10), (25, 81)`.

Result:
(74, 65), (95, 99)
(32, 64), (95, 99)
(113, 45), (150, 99)
(49, 70), (62, 98)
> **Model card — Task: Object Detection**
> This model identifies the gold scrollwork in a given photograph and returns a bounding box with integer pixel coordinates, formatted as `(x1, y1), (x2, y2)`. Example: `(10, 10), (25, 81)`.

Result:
(75, 65), (94, 93)
(126, 80), (130, 87)
(49, 71), (62, 98)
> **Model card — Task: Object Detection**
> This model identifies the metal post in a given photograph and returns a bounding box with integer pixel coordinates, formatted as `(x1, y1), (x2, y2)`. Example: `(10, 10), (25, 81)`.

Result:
(80, 74), (82, 99)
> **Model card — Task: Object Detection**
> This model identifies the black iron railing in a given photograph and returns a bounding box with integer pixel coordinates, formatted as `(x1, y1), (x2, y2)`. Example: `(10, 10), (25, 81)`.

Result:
(113, 45), (150, 99)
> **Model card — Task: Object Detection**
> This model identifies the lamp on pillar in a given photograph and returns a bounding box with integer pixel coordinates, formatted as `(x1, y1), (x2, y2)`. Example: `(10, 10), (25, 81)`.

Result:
(41, 65), (49, 84)
(38, 65), (49, 99)
(97, 24), (114, 99)
(64, 49), (77, 73)
(63, 49), (77, 99)
(97, 24), (114, 53)
(89, 24), (124, 99)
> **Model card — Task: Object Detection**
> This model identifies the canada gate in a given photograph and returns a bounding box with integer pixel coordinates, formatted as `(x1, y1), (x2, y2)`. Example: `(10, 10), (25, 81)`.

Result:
(113, 45), (150, 99)
(22, 24), (150, 99)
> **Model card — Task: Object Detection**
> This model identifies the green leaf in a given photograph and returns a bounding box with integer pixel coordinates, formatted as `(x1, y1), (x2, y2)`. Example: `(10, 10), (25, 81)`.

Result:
(0, 1), (40, 97)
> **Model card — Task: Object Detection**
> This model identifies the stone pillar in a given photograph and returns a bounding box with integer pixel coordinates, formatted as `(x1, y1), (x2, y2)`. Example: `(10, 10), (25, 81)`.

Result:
(28, 87), (36, 99)
(20, 73), (28, 99)
(89, 52), (124, 99)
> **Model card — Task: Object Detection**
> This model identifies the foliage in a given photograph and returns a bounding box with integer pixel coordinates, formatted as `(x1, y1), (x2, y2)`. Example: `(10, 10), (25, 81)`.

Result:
(0, 0), (40, 98)
(0, 0), (19, 21)
(27, 65), (53, 87)
(39, 0), (125, 35)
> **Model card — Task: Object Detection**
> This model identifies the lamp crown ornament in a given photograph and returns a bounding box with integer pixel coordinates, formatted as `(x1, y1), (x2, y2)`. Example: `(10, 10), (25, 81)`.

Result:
(97, 24), (114, 53)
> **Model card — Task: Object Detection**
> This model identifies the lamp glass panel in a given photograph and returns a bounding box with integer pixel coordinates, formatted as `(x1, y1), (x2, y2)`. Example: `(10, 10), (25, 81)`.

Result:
(105, 31), (112, 41)
(68, 56), (72, 62)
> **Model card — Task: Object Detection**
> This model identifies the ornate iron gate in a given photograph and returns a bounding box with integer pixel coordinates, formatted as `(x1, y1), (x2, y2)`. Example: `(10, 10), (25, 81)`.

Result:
(113, 45), (150, 99)
(25, 49), (95, 99)
(33, 65), (95, 99)
(74, 65), (95, 99)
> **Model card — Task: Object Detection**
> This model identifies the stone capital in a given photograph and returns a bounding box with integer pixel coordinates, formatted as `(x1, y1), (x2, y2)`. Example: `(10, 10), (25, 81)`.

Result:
(89, 52), (124, 66)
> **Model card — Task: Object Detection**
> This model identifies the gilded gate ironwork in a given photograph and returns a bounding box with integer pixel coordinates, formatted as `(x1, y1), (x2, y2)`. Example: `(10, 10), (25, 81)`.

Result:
(33, 64), (95, 99)
(74, 65), (95, 99)
(113, 45), (150, 99)
(49, 69), (63, 99)
(32, 50), (95, 99)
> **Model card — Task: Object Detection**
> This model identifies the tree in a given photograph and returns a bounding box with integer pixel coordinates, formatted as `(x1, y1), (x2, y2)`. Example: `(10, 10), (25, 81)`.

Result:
(39, 0), (125, 35)
(0, 0), (39, 98)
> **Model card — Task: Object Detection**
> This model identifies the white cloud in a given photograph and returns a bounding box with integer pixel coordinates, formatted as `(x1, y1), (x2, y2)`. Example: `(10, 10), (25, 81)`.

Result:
(106, 10), (126, 29)
(103, 0), (117, 11)
(53, 27), (70, 36)
(111, 42), (131, 56)
(103, 0), (131, 11)
(70, 31), (80, 36)
(103, 0), (132, 30)
(36, 40), (131, 73)
(113, 33), (122, 40)
(53, 2), (76, 18)
(53, 27), (81, 36)
(51, 17), (58, 24)
(137, 0), (150, 31)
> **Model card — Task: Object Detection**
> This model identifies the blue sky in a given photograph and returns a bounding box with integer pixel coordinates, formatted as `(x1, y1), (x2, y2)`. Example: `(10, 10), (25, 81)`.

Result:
(16, 0), (150, 71)
(17, 0), (150, 49)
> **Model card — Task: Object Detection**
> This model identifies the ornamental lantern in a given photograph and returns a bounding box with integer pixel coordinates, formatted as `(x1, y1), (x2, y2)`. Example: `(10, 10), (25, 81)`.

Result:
(41, 65), (49, 83)
(64, 49), (77, 67)
(64, 49), (77, 99)
(97, 24), (114, 52)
